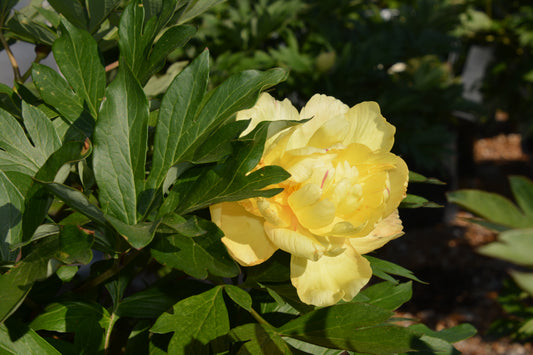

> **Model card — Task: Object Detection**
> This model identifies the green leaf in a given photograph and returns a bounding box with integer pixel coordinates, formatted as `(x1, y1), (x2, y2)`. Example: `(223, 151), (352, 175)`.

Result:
(159, 214), (206, 237)
(278, 303), (416, 354)
(30, 301), (111, 333)
(0, 323), (60, 355)
(93, 61), (149, 225)
(151, 218), (240, 279)
(151, 286), (230, 353)
(0, 83), (22, 119)
(477, 229), (533, 267)
(365, 256), (426, 284)
(400, 194), (442, 208)
(86, 0), (120, 33)
(41, 182), (160, 249)
(6, 12), (57, 45)
(48, 0), (88, 30)
(357, 281), (412, 311)
(140, 24), (196, 84)
(176, 0), (226, 25)
(21, 140), (91, 245)
(509, 175), (533, 218)
(447, 189), (532, 229)
(408, 323), (477, 344)
(224, 285), (252, 311)
(104, 214), (160, 249)
(52, 19), (105, 118)
(0, 170), (23, 262)
(56, 265), (78, 282)
(230, 323), (292, 355)
(0, 107), (43, 174)
(118, 0), (180, 83)
(32, 64), (94, 137)
(165, 123), (290, 215)
(146, 50), (209, 195)
(22, 102), (62, 159)
(0, 229), (94, 323)
(117, 287), (177, 319)
(510, 270), (533, 297)
(192, 120), (250, 164)
(40, 182), (107, 226)
(408, 171), (445, 185)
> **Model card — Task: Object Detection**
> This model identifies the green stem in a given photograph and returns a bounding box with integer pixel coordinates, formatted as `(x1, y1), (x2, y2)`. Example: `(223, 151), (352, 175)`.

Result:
(0, 29), (22, 84)
(104, 312), (118, 355)
(249, 307), (274, 329)
(74, 250), (140, 293)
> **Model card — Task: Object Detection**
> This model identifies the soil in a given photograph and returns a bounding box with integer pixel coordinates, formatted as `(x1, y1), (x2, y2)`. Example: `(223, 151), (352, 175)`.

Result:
(376, 132), (533, 354)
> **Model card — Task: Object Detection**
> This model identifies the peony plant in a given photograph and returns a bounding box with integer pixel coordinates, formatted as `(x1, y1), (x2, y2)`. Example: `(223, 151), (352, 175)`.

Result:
(0, 0), (475, 354)
(212, 93), (408, 306)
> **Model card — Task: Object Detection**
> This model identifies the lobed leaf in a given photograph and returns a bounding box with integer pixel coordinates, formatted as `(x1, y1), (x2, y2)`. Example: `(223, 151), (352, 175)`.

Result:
(0, 323), (60, 355)
(230, 323), (292, 354)
(151, 286), (229, 353)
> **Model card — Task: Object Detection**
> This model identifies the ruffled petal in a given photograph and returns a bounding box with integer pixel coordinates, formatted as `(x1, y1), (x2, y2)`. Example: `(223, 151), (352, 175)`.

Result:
(348, 210), (404, 254)
(290, 246), (372, 306)
(210, 202), (277, 266)
(237, 93), (300, 137)
(286, 94), (349, 150)
(344, 101), (396, 152)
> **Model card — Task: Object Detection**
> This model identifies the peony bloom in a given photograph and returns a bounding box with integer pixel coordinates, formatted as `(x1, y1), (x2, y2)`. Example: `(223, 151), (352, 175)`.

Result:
(210, 93), (408, 307)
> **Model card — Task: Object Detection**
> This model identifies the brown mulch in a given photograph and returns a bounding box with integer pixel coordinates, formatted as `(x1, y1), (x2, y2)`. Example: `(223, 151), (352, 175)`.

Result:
(376, 133), (533, 354)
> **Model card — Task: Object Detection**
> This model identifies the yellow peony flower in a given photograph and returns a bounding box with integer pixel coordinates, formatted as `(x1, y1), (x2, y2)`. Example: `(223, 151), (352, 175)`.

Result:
(210, 93), (408, 307)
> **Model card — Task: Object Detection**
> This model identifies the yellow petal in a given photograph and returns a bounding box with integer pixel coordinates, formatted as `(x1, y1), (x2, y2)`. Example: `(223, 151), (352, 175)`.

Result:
(286, 94), (349, 150)
(348, 210), (404, 254)
(344, 101), (396, 152)
(383, 155), (409, 217)
(307, 117), (350, 149)
(237, 92), (300, 137)
(210, 202), (277, 266)
(264, 223), (325, 261)
(288, 184), (336, 230)
(290, 246), (372, 306)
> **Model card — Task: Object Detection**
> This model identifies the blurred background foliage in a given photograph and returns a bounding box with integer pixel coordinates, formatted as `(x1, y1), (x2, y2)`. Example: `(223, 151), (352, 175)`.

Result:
(146, 0), (531, 175)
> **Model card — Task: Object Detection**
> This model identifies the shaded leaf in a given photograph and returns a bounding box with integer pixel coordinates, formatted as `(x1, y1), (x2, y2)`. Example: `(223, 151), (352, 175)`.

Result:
(30, 301), (111, 333)
(365, 256), (426, 284)
(230, 323), (292, 355)
(151, 218), (239, 279)
(0, 323), (60, 355)
(400, 194), (442, 208)
(408, 171), (445, 185)
(510, 270), (533, 297)
(224, 285), (252, 311)
(0, 170), (23, 261)
(48, 0), (88, 30)
(86, 0), (120, 33)
(278, 303), (416, 354)
(151, 286), (229, 353)
(0, 228), (93, 323)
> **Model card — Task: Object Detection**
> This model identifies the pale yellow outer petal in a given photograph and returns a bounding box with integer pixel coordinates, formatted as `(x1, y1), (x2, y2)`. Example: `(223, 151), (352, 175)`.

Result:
(344, 101), (396, 152)
(383, 155), (409, 217)
(236, 93), (300, 137)
(286, 94), (349, 150)
(290, 246), (372, 306)
(210, 202), (277, 266)
(348, 210), (404, 255)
